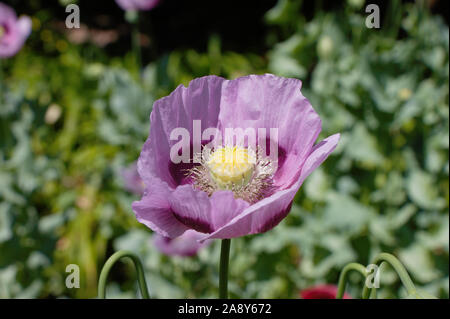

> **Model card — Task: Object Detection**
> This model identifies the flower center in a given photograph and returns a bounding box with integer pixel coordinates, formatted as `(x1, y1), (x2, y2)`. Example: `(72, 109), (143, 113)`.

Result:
(207, 146), (255, 189)
(0, 25), (5, 39)
(187, 145), (276, 203)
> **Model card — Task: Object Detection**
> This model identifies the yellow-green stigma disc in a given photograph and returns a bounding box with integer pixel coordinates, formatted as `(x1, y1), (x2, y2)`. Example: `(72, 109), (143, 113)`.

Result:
(207, 146), (255, 189)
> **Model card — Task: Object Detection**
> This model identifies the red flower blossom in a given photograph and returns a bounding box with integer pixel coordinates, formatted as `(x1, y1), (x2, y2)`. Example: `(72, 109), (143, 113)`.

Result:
(300, 284), (351, 299)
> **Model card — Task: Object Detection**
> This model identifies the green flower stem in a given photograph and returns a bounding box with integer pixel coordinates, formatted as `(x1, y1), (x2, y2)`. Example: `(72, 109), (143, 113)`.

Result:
(219, 239), (231, 299)
(0, 59), (3, 100)
(384, 0), (402, 39)
(132, 18), (142, 71)
(369, 286), (377, 299)
(336, 262), (367, 299)
(362, 252), (416, 299)
(98, 250), (150, 299)
(125, 10), (142, 71)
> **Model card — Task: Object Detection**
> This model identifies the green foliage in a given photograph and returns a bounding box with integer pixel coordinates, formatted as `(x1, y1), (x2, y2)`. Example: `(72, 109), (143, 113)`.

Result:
(0, 1), (448, 298)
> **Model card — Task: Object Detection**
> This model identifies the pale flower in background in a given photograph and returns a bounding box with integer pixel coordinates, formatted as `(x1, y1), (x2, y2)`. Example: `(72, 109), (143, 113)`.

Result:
(115, 0), (160, 11)
(0, 2), (32, 58)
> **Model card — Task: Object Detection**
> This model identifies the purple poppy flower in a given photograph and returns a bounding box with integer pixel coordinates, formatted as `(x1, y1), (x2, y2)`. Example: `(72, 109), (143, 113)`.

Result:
(132, 74), (340, 241)
(153, 229), (210, 257)
(0, 3), (31, 58)
(121, 162), (146, 195)
(115, 0), (160, 11)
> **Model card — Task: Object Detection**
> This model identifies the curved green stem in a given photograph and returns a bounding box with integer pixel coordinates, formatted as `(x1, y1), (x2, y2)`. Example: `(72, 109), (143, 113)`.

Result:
(362, 252), (416, 299)
(336, 262), (367, 299)
(219, 239), (231, 299)
(98, 250), (150, 299)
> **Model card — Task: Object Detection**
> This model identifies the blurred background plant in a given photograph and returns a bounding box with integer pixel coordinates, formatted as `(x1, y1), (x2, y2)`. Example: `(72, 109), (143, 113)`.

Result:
(0, 0), (448, 299)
